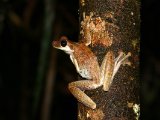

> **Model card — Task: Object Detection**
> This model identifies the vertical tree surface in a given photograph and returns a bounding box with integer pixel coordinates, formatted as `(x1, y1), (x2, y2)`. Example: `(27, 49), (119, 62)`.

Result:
(78, 0), (140, 119)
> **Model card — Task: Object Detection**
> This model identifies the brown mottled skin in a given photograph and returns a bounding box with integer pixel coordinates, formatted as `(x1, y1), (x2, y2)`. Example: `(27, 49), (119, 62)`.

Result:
(71, 43), (100, 83)
(52, 36), (100, 83)
(52, 36), (131, 109)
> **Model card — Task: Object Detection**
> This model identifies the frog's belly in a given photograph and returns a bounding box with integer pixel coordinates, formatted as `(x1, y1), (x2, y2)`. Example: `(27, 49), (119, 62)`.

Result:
(78, 69), (92, 79)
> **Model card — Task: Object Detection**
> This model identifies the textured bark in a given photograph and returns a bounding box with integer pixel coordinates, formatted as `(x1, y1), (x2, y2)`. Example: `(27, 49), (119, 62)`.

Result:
(78, 0), (140, 120)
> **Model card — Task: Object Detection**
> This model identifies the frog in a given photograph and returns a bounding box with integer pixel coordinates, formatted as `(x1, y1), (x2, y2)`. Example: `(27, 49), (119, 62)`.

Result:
(52, 36), (131, 109)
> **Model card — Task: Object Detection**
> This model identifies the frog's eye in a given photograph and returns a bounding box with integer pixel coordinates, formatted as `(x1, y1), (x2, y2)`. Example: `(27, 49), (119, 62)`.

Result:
(61, 39), (67, 47)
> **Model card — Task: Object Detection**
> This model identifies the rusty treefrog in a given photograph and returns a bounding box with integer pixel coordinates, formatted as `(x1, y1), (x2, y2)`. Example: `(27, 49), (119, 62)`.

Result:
(52, 36), (131, 109)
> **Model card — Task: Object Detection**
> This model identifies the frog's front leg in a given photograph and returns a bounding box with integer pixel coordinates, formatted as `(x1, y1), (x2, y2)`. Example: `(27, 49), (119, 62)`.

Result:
(81, 12), (93, 46)
(68, 80), (98, 109)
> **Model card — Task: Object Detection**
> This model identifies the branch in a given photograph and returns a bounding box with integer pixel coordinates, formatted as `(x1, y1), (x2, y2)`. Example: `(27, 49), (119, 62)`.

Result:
(78, 0), (140, 119)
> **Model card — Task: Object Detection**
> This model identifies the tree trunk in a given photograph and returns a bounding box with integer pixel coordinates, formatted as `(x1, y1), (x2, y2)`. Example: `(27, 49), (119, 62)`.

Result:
(78, 0), (140, 120)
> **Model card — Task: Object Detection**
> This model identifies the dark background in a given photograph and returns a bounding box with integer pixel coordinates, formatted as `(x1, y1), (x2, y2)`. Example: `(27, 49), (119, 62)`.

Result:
(0, 0), (159, 120)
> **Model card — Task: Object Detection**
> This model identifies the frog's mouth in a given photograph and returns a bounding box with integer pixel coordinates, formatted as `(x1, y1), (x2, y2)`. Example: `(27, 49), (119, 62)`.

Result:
(59, 45), (74, 54)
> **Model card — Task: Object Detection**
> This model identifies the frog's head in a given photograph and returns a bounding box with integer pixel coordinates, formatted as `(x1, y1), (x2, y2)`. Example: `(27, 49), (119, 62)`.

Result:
(52, 36), (74, 54)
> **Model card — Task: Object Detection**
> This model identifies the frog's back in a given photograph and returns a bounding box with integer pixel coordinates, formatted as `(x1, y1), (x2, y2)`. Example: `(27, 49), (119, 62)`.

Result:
(73, 43), (100, 80)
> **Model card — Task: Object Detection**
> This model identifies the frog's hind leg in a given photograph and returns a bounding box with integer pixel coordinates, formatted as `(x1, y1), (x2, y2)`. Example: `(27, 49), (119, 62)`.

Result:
(68, 80), (99, 109)
(100, 51), (114, 91)
(107, 52), (131, 91)
(102, 51), (131, 91)
(112, 52), (131, 80)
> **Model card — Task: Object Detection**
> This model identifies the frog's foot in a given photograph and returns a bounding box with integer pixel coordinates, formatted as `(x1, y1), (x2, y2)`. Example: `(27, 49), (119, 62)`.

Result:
(112, 52), (131, 79)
